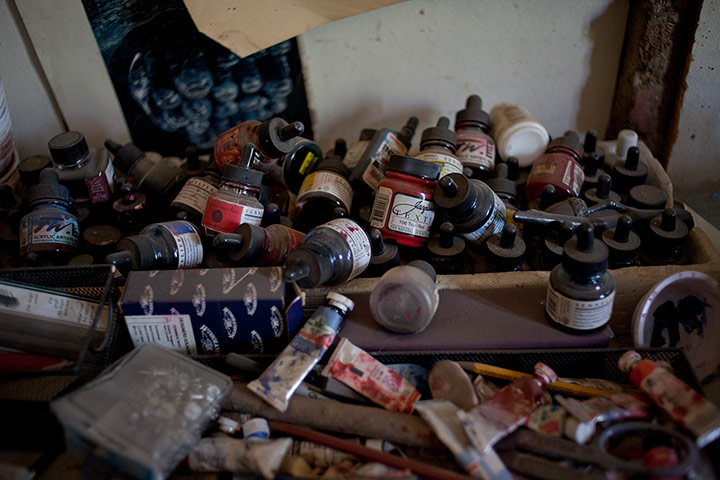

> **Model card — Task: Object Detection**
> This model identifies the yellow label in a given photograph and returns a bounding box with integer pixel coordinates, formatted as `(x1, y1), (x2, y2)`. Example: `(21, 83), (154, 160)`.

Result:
(532, 164), (556, 176)
(298, 152), (319, 175)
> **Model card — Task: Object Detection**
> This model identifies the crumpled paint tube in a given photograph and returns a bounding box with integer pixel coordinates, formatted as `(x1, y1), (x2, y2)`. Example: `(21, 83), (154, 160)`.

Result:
(414, 400), (513, 480)
(321, 337), (421, 413)
(248, 293), (354, 412)
(187, 437), (292, 480)
(524, 404), (566, 437)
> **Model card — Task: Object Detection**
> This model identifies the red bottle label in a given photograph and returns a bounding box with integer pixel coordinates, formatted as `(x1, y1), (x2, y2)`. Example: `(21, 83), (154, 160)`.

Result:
(202, 197), (264, 233)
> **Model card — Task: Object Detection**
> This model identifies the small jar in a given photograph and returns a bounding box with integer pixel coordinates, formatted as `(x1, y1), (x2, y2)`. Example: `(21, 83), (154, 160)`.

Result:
(455, 95), (495, 177)
(546, 224), (615, 333)
(416, 117), (463, 176)
(369, 155), (442, 248)
(490, 103), (549, 168)
(525, 131), (585, 202)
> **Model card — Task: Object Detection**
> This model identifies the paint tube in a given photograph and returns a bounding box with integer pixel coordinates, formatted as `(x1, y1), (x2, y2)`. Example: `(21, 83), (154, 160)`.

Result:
(473, 375), (501, 404)
(321, 337), (421, 413)
(187, 437), (292, 480)
(247, 293), (354, 412)
(291, 440), (358, 468)
(414, 400), (513, 480)
(525, 404), (566, 436)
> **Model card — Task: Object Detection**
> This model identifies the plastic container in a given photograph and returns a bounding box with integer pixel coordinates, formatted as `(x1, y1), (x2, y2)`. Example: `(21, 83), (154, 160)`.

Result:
(490, 103), (549, 168)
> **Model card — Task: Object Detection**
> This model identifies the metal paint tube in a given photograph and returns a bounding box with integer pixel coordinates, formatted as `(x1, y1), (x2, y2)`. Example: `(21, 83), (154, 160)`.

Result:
(187, 436), (292, 480)
(414, 400), (513, 480)
(321, 338), (421, 413)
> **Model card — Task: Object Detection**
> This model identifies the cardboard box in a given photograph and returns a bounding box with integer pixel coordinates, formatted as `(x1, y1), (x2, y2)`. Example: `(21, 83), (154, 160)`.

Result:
(120, 267), (303, 355)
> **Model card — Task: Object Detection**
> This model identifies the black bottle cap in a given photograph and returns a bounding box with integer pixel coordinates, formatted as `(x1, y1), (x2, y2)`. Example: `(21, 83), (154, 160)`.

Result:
(543, 221), (576, 268)
(18, 155), (53, 185)
(216, 223), (267, 264)
(278, 137), (323, 194)
(562, 223), (608, 276)
(408, 259), (436, 282)
(82, 224), (122, 254)
(648, 208), (689, 246)
(584, 153), (600, 177)
(584, 173), (621, 205)
(387, 155), (442, 180)
(213, 232), (244, 263)
(583, 130), (598, 154)
(399, 116), (419, 144)
(628, 184), (667, 210)
(104, 139), (146, 175)
(262, 203), (281, 226)
(455, 95), (490, 128)
(487, 223), (526, 271)
(539, 184), (556, 210)
(549, 131), (583, 157)
(330, 138), (347, 160)
(602, 215), (641, 265)
(284, 249), (333, 288)
(505, 156), (520, 181)
(421, 117), (457, 148)
(69, 254), (95, 266)
(369, 228), (400, 266)
(434, 174), (477, 215)
(28, 168), (71, 205)
(333, 207), (348, 219)
(485, 163), (517, 200)
(316, 150), (350, 177)
(427, 222), (465, 256)
(257, 118), (305, 157)
(359, 129), (377, 141)
(48, 131), (89, 165)
(0, 184), (22, 215)
(186, 145), (200, 169)
(222, 145), (263, 186)
(106, 236), (156, 273)
(612, 146), (648, 193)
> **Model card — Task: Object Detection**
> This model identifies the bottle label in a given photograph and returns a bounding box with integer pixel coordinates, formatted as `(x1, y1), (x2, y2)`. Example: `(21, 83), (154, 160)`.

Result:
(161, 220), (204, 268)
(174, 177), (219, 214)
(462, 191), (507, 245)
(370, 187), (435, 239)
(416, 151), (463, 176)
(361, 133), (407, 191)
(124, 314), (198, 355)
(456, 135), (495, 171)
(298, 151), (319, 175)
(202, 196), (264, 233)
(342, 140), (370, 170)
(546, 283), (614, 330)
(561, 161), (585, 197)
(297, 171), (353, 211)
(324, 218), (371, 280)
(19, 213), (79, 251)
(85, 171), (112, 204)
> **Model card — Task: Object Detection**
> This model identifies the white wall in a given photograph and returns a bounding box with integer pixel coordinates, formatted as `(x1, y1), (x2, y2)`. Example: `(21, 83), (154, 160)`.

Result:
(299, 0), (629, 150)
(667, 2), (720, 192)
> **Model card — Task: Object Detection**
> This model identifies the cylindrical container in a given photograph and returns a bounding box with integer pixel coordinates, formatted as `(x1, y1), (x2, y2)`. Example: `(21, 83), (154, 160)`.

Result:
(490, 103), (549, 168)
(416, 117), (463, 176)
(525, 131), (585, 202)
(455, 95), (495, 177)
(369, 155), (442, 248)
(270, 137), (323, 194)
(170, 168), (221, 224)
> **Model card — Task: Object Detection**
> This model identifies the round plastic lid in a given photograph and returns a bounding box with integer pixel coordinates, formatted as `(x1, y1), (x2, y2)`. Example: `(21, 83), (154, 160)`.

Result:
(48, 131), (89, 165)
(370, 267), (438, 334)
(497, 121), (549, 168)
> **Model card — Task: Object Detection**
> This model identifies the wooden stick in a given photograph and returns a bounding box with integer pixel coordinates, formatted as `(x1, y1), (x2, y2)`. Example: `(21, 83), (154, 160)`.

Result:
(269, 420), (475, 480)
(223, 383), (442, 448)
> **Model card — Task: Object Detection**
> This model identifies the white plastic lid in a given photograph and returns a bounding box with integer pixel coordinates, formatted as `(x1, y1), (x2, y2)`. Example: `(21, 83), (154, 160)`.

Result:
(217, 416), (240, 435)
(616, 129), (638, 159)
(497, 121), (549, 167)
(564, 416), (596, 444)
(242, 417), (270, 440)
(326, 292), (355, 314)
(618, 350), (642, 372)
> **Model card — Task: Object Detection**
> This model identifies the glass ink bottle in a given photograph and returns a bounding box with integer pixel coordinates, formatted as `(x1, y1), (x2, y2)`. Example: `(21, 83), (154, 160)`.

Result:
(583, 173), (620, 206)
(284, 218), (371, 288)
(546, 224), (615, 334)
(485, 163), (518, 209)
(433, 173), (506, 246)
(105, 220), (203, 274)
(170, 167), (221, 225)
(525, 131), (585, 202)
(640, 209), (689, 265)
(611, 146), (648, 196)
(202, 144), (264, 237)
(349, 116), (418, 196)
(269, 137), (323, 194)
(112, 180), (147, 233)
(425, 222), (467, 275)
(343, 128), (376, 171)
(455, 95), (495, 177)
(48, 131), (115, 205)
(369, 155), (441, 248)
(293, 141), (353, 231)
(628, 184), (667, 210)
(602, 215), (641, 269)
(214, 117), (304, 172)
(479, 224), (526, 272)
(363, 228), (402, 277)
(213, 222), (305, 267)
(369, 260), (439, 334)
(416, 117), (463, 176)
(19, 169), (79, 265)
(490, 103), (549, 168)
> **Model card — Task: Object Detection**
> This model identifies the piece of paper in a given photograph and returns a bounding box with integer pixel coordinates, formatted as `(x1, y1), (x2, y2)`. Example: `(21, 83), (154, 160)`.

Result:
(184, 0), (405, 57)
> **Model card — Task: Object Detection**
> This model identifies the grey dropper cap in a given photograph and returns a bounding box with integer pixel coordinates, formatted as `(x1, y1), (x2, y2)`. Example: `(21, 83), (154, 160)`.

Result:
(222, 143), (263, 186)
(421, 117), (457, 148)
(28, 168), (71, 205)
(602, 215), (641, 266)
(486, 224), (525, 271)
(562, 223), (609, 276)
(104, 139), (146, 175)
(455, 95), (490, 128)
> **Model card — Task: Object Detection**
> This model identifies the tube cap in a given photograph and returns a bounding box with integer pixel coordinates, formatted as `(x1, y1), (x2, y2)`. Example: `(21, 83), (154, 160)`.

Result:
(455, 95), (490, 128)
(421, 117), (457, 148)
(326, 292), (355, 314)
(48, 131), (89, 165)
(533, 363), (558, 384)
(386, 155), (441, 180)
(618, 350), (642, 372)
(562, 223), (609, 276)
(257, 118), (304, 158)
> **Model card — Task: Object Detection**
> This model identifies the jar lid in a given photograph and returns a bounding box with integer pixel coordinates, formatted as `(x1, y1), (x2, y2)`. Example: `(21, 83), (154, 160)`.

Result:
(18, 155), (52, 185)
(455, 95), (490, 127)
(420, 117), (457, 147)
(562, 223), (609, 276)
(386, 155), (441, 180)
(222, 163), (263, 186)
(48, 131), (89, 165)
(496, 121), (549, 168)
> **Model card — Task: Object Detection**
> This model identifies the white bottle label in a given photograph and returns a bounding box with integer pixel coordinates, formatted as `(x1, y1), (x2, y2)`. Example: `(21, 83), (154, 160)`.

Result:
(416, 151), (463, 176)
(104, 159), (116, 193)
(370, 186), (392, 229)
(124, 314), (198, 355)
(162, 221), (204, 268)
(546, 283), (614, 330)
(370, 189), (435, 239)
(462, 191), (507, 245)
(456, 135), (495, 171)
(297, 171), (353, 212)
(324, 218), (371, 280)
(361, 133), (406, 191)
(174, 177), (219, 213)
(343, 140), (370, 170)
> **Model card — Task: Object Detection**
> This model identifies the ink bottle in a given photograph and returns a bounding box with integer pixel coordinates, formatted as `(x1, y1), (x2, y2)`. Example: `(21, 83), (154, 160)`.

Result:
(284, 218), (371, 288)
(369, 155), (442, 247)
(369, 260), (439, 334)
(480, 224), (526, 272)
(583, 173), (620, 206)
(363, 228), (402, 277)
(269, 137), (323, 194)
(202, 145), (264, 237)
(433, 173), (506, 246)
(525, 131), (585, 202)
(349, 116), (418, 196)
(485, 163), (518, 208)
(640, 209), (689, 265)
(628, 184), (667, 210)
(455, 95), (495, 178)
(112, 181), (147, 233)
(416, 117), (463, 176)
(105, 220), (203, 274)
(546, 224), (615, 333)
(490, 103), (549, 168)
(48, 131), (115, 205)
(214, 117), (304, 172)
(293, 142), (353, 231)
(342, 128), (376, 170)
(527, 184), (556, 211)
(19, 169), (79, 265)
(213, 223), (305, 267)
(611, 146), (648, 196)
(602, 215), (641, 268)
(425, 222), (467, 275)
(170, 167), (221, 224)
(541, 221), (575, 270)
